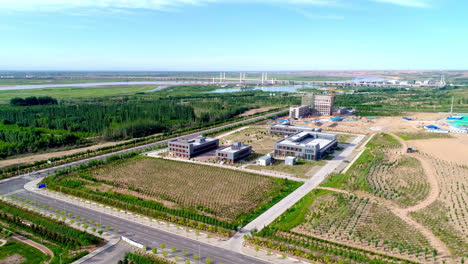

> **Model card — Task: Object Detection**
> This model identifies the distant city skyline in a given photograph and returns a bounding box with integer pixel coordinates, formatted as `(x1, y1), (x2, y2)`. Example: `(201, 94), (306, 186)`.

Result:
(0, 0), (466, 71)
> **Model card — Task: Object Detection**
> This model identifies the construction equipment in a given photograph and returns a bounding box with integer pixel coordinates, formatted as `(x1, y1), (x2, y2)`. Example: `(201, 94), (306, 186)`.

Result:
(328, 88), (344, 96)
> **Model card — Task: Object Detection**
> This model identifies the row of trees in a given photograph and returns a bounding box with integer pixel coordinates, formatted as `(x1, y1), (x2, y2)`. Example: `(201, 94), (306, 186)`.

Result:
(0, 123), (87, 159)
(10, 96), (58, 106)
(0, 200), (101, 248)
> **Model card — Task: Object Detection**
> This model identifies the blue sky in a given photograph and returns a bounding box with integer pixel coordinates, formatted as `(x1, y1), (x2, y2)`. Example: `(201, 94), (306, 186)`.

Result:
(0, 0), (466, 71)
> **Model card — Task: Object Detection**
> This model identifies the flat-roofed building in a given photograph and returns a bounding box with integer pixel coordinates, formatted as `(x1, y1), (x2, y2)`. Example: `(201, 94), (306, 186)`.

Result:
(289, 105), (310, 119)
(257, 153), (274, 166)
(285, 156), (297, 166)
(270, 122), (322, 136)
(274, 131), (337, 161)
(169, 137), (219, 159)
(216, 142), (252, 164)
(314, 95), (334, 116)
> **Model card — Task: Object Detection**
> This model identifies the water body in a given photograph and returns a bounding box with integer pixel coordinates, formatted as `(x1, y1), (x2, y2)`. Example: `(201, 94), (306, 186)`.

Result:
(0, 81), (210, 91)
(145, 86), (167, 93)
(212, 84), (318, 93)
(0, 76), (386, 92)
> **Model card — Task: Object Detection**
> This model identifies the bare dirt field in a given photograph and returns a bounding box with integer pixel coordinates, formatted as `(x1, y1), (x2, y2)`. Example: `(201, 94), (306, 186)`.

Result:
(0, 140), (132, 169)
(409, 134), (468, 166)
(239, 106), (277, 117)
(221, 127), (281, 155)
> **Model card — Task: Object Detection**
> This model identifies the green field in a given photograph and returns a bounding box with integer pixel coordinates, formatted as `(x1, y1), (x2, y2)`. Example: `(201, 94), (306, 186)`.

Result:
(0, 85), (158, 102)
(0, 238), (49, 264)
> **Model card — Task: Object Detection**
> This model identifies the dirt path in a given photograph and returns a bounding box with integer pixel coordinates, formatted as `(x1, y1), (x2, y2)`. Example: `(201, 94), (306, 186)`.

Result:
(388, 133), (441, 213)
(12, 234), (54, 260)
(0, 140), (132, 169)
(386, 133), (450, 262)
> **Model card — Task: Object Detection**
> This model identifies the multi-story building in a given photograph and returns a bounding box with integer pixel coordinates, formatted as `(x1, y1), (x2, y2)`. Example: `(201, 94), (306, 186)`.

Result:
(216, 142), (252, 164)
(314, 95), (334, 116)
(301, 93), (314, 108)
(270, 122), (321, 136)
(274, 131), (337, 161)
(169, 137), (219, 159)
(289, 105), (310, 119)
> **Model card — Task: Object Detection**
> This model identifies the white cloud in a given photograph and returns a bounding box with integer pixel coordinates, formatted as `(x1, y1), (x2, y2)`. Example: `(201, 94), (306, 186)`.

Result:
(293, 8), (344, 20)
(372, 0), (431, 7)
(0, 0), (340, 11)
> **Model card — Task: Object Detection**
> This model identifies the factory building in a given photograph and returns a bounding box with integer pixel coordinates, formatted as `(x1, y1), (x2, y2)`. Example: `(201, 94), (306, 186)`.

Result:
(289, 105), (310, 119)
(169, 137), (219, 159)
(216, 142), (252, 164)
(274, 131), (337, 161)
(314, 95), (334, 116)
(270, 122), (321, 136)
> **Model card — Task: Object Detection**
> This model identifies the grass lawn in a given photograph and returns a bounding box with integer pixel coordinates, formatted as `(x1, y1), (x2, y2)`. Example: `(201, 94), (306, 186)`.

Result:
(247, 159), (325, 178)
(0, 238), (49, 264)
(337, 134), (356, 144)
(396, 132), (453, 140)
(0, 85), (157, 102)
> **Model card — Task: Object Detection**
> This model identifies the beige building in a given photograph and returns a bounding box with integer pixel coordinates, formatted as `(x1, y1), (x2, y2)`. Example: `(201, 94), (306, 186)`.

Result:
(289, 105), (310, 119)
(314, 95), (334, 116)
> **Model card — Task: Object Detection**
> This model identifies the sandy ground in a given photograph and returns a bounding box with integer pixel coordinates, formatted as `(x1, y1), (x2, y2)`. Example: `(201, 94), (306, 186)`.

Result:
(409, 134), (468, 166)
(298, 112), (451, 134)
(239, 106), (277, 117)
(0, 140), (131, 169)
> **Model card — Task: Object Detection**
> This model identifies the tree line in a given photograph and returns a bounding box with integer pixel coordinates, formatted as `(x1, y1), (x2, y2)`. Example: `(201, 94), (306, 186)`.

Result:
(10, 96), (58, 106)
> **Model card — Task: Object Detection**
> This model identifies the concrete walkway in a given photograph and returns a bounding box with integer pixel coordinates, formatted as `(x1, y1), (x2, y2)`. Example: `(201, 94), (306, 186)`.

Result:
(12, 233), (54, 258)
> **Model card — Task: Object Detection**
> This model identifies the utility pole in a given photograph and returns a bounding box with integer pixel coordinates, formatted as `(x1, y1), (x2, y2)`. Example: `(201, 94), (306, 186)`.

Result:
(450, 96), (454, 114)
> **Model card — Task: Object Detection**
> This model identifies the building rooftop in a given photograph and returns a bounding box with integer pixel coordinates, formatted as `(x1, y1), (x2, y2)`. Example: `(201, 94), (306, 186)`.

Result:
(170, 137), (218, 146)
(218, 142), (250, 153)
(277, 131), (336, 148)
(271, 122), (315, 130)
(258, 153), (273, 161)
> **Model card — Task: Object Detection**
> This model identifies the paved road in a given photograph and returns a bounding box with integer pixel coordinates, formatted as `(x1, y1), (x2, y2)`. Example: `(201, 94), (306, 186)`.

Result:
(11, 190), (268, 264)
(78, 240), (134, 264)
(0, 112), (285, 264)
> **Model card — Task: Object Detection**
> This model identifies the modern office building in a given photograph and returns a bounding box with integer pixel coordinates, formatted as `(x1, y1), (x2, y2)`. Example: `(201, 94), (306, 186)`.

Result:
(270, 122), (321, 136)
(289, 105), (310, 119)
(314, 95), (334, 116)
(216, 142), (252, 164)
(169, 137), (219, 159)
(274, 131), (337, 161)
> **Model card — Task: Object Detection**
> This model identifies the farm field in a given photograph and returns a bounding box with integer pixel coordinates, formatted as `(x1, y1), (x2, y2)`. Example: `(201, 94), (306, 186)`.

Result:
(45, 156), (301, 230)
(0, 85), (158, 102)
(409, 158), (468, 257)
(247, 129), (467, 263)
(247, 159), (325, 178)
(221, 127), (282, 155)
(249, 189), (431, 264)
